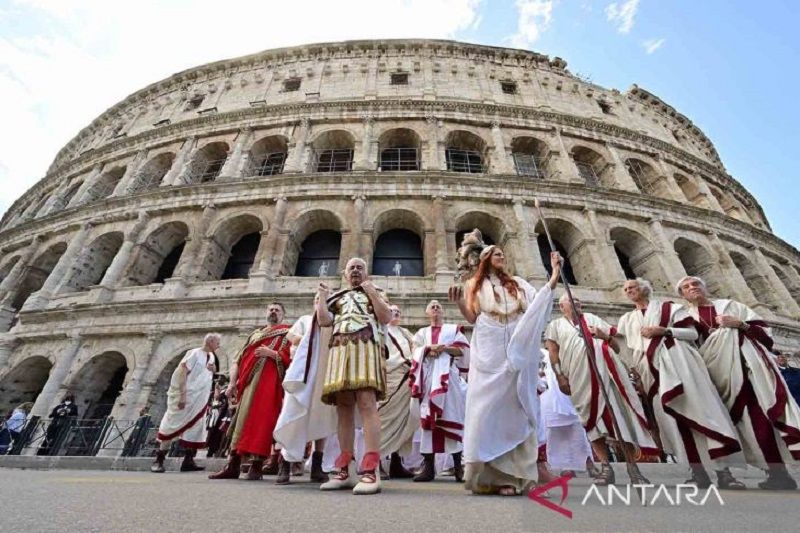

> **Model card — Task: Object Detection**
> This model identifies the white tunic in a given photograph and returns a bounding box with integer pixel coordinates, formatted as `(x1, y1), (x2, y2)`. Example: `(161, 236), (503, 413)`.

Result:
(157, 348), (214, 446)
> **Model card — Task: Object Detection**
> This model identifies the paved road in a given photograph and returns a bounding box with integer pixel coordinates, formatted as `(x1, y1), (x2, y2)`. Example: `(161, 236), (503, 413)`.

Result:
(0, 467), (797, 532)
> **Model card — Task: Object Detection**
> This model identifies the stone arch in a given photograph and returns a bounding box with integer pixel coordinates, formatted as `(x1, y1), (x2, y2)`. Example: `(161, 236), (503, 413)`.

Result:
(145, 351), (185, 428)
(378, 128), (422, 171)
(11, 242), (68, 311)
(453, 210), (508, 263)
(0, 356), (52, 415)
(282, 209), (344, 276)
(771, 263), (800, 306)
(129, 152), (175, 193)
(729, 250), (780, 308)
(708, 186), (750, 222)
(673, 237), (724, 295)
(310, 129), (356, 172)
(570, 145), (609, 187)
(83, 166), (126, 204)
(609, 227), (670, 290)
(201, 214), (264, 281)
(372, 208), (426, 276)
(445, 130), (488, 173)
(61, 231), (124, 293)
(248, 134), (288, 176)
(673, 173), (707, 208)
(187, 141), (229, 184)
(66, 351), (129, 419)
(534, 218), (594, 286)
(511, 136), (551, 178)
(59, 180), (84, 209)
(125, 222), (189, 286)
(0, 255), (20, 284)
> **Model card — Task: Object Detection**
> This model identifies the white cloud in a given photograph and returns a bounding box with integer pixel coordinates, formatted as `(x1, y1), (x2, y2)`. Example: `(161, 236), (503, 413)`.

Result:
(642, 37), (665, 54)
(508, 0), (554, 49)
(0, 0), (483, 217)
(605, 0), (639, 34)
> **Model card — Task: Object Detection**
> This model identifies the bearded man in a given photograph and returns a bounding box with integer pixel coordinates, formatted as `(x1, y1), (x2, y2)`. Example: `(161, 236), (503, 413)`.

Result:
(209, 302), (291, 481)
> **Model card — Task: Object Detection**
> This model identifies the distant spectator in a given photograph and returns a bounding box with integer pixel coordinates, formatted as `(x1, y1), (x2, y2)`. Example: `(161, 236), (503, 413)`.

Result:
(38, 393), (79, 455)
(777, 352), (800, 406)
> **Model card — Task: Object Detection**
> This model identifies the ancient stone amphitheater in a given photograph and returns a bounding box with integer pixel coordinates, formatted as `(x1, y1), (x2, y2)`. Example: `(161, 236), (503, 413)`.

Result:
(1, 39), (798, 438)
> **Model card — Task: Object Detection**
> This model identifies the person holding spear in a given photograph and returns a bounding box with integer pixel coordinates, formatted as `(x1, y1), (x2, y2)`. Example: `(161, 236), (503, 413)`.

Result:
(449, 233), (561, 496)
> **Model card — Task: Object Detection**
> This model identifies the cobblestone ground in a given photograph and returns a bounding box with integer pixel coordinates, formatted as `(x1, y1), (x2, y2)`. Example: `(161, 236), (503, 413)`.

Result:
(0, 467), (798, 532)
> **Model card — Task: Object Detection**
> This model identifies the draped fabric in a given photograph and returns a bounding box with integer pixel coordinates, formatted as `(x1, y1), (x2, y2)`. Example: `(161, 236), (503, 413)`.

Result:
(378, 325), (419, 456)
(545, 313), (657, 454)
(617, 301), (743, 468)
(409, 324), (470, 454)
(463, 277), (554, 493)
(229, 325), (292, 457)
(274, 317), (338, 462)
(157, 348), (215, 448)
(690, 299), (800, 466)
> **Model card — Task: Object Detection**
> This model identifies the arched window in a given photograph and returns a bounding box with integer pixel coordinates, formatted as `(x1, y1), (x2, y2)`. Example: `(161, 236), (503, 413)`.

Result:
(188, 142), (229, 183)
(69, 351), (128, 420)
(379, 128), (421, 171)
(61, 232), (124, 293)
(0, 356), (52, 416)
(12, 242), (67, 311)
(614, 246), (637, 280)
(511, 137), (550, 179)
(729, 251), (780, 307)
(130, 153), (175, 193)
(455, 230), (495, 249)
(249, 135), (288, 176)
(125, 222), (188, 286)
(373, 229), (424, 276)
(59, 181), (83, 209)
(154, 242), (185, 283)
(445, 130), (487, 173)
(84, 166), (126, 204)
(673, 238), (723, 295)
(295, 230), (342, 276)
(674, 173), (707, 208)
(537, 234), (577, 285)
(311, 130), (355, 172)
(221, 232), (261, 280)
(570, 146), (607, 187)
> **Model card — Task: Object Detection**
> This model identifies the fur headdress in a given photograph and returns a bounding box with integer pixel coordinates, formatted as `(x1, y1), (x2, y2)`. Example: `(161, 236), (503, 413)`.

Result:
(455, 228), (489, 282)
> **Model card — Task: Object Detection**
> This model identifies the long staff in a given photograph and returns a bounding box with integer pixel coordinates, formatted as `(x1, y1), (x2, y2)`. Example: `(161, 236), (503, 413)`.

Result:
(534, 198), (649, 487)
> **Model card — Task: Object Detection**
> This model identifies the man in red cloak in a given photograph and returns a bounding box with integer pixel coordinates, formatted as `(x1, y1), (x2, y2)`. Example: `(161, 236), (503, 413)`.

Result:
(209, 302), (292, 480)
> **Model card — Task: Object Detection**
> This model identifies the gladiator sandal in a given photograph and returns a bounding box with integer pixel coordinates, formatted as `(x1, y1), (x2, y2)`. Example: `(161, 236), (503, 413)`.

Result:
(592, 462), (616, 486)
(389, 452), (414, 479)
(208, 453), (241, 480)
(716, 468), (746, 490)
(685, 465), (712, 489)
(452, 452), (464, 483)
(245, 458), (264, 480)
(310, 451), (329, 483)
(291, 461), (304, 477)
(150, 450), (167, 473)
(758, 467), (798, 490)
(180, 449), (205, 472)
(320, 452), (357, 491)
(275, 458), (291, 485)
(413, 454), (435, 482)
(262, 452), (281, 475)
(353, 451), (382, 495)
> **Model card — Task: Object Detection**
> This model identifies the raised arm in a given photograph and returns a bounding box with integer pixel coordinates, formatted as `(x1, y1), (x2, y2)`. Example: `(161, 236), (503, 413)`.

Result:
(316, 283), (334, 327)
(448, 284), (478, 324)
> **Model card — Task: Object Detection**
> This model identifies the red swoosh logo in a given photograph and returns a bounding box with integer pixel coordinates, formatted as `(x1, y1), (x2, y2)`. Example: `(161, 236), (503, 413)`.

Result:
(527, 472), (574, 519)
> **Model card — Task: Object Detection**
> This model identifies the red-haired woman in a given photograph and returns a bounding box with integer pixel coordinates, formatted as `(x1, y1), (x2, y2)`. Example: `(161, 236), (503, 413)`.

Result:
(449, 245), (561, 496)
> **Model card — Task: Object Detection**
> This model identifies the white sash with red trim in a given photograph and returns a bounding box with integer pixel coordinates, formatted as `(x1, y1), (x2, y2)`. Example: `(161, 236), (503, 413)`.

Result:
(691, 299), (800, 465)
(409, 324), (470, 448)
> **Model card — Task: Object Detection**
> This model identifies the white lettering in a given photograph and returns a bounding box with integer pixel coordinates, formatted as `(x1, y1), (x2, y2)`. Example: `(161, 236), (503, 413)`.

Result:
(677, 483), (699, 505)
(581, 484), (607, 506)
(607, 484), (631, 506)
(700, 485), (725, 506)
(649, 484), (676, 506)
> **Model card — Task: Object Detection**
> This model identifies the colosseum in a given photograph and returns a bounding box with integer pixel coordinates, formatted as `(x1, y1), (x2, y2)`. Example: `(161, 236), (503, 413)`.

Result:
(1, 39), (798, 453)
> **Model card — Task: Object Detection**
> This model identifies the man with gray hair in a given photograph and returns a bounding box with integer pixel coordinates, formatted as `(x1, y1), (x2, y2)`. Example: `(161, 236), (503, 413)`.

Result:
(615, 278), (743, 488)
(545, 294), (656, 485)
(151, 333), (221, 473)
(678, 275), (799, 490)
(408, 299), (470, 482)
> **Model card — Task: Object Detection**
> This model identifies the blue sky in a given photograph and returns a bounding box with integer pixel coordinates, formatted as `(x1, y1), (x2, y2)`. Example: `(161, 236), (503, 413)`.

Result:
(1, 0), (798, 247)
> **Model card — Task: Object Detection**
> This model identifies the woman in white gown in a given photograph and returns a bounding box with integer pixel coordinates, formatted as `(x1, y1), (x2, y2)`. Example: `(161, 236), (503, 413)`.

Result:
(450, 245), (561, 496)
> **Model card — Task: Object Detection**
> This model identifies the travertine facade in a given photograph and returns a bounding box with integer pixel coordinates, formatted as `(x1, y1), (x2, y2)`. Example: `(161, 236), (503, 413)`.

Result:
(1, 40), (799, 431)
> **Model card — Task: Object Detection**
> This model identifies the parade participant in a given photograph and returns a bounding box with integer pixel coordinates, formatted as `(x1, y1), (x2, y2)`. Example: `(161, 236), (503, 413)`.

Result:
(205, 376), (229, 458)
(378, 304), (419, 479)
(316, 257), (392, 495)
(679, 275), (799, 490)
(273, 296), (336, 485)
(545, 295), (657, 485)
(616, 278), (743, 488)
(408, 299), (470, 482)
(209, 303), (291, 481)
(449, 245), (561, 496)
(151, 333), (220, 473)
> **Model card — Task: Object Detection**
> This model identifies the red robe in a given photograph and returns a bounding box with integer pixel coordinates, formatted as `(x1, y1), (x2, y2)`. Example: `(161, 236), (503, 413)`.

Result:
(233, 324), (292, 457)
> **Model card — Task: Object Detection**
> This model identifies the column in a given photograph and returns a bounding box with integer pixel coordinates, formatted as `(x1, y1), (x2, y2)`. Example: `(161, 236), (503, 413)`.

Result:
(161, 136), (197, 186)
(424, 116), (445, 171)
(218, 127), (254, 180)
(605, 144), (640, 192)
(253, 196), (289, 276)
(30, 334), (83, 417)
(489, 121), (514, 174)
(693, 172), (725, 213)
(70, 164), (103, 206)
(112, 149), (147, 196)
(512, 199), (548, 279)
(340, 195), (367, 263)
(752, 247), (800, 316)
(22, 223), (94, 311)
(170, 204), (217, 283)
(0, 335), (18, 373)
(547, 129), (578, 183)
(706, 233), (757, 306)
(585, 208), (627, 287)
(38, 181), (72, 217)
(283, 118), (311, 173)
(653, 155), (687, 202)
(354, 115), (375, 171)
(647, 218), (687, 283)
(0, 237), (42, 330)
(93, 212), (150, 298)
(432, 196), (450, 273)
